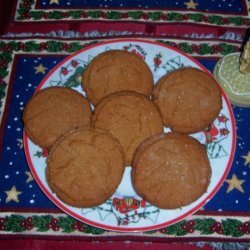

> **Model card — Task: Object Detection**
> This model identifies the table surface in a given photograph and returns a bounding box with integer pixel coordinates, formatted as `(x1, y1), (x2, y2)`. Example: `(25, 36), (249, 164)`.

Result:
(0, 0), (250, 249)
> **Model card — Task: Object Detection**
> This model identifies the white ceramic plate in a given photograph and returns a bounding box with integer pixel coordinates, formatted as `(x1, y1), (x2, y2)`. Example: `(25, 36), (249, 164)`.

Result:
(24, 39), (236, 232)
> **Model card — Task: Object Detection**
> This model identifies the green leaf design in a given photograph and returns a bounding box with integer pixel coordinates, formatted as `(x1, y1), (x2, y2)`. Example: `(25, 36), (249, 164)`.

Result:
(64, 66), (85, 88)
(69, 11), (83, 19)
(200, 44), (213, 55)
(128, 11), (142, 19)
(208, 15), (223, 25)
(17, 9), (27, 18)
(189, 13), (203, 22)
(228, 17), (244, 26)
(34, 151), (42, 158)
(0, 85), (6, 99)
(7, 42), (19, 51)
(30, 11), (44, 20)
(83, 224), (105, 235)
(179, 43), (192, 54)
(219, 43), (237, 55)
(5, 215), (25, 232)
(167, 221), (187, 236)
(194, 218), (216, 234)
(222, 219), (244, 237)
(88, 11), (102, 18)
(148, 12), (162, 20)
(167, 13), (182, 21)
(0, 68), (8, 78)
(47, 41), (63, 52)
(66, 42), (83, 52)
(33, 215), (52, 232)
(59, 216), (75, 233)
(107, 11), (121, 19)
(48, 11), (64, 19)
(23, 41), (40, 52)
(0, 52), (12, 62)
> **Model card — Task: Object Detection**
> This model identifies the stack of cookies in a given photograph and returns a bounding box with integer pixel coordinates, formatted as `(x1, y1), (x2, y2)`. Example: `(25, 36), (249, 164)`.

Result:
(23, 50), (222, 209)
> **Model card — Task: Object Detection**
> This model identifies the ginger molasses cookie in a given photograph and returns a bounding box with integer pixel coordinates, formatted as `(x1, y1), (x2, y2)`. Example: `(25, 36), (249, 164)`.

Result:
(132, 132), (211, 209)
(152, 67), (222, 134)
(82, 50), (153, 106)
(23, 87), (91, 149)
(47, 128), (125, 208)
(92, 91), (163, 166)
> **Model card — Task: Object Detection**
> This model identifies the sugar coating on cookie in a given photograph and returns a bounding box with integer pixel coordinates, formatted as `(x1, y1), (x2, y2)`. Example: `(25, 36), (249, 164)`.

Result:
(132, 132), (211, 209)
(47, 128), (125, 208)
(92, 91), (164, 166)
(23, 87), (92, 149)
(82, 50), (154, 106)
(152, 67), (222, 133)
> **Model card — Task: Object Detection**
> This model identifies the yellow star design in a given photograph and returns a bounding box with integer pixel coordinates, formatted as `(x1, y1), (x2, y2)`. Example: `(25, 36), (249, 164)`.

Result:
(17, 138), (23, 149)
(49, 0), (59, 4)
(184, 0), (198, 9)
(5, 186), (22, 203)
(25, 171), (34, 183)
(242, 151), (250, 166)
(34, 64), (47, 74)
(225, 174), (245, 193)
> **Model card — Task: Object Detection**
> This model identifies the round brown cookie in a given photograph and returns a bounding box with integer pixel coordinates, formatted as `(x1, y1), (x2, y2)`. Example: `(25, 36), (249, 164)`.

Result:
(152, 67), (222, 134)
(82, 50), (154, 106)
(92, 91), (164, 166)
(23, 87), (92, 149)
(132, 132), (211, 209)
(47, 127), (125, 208)
(132, 132), (165, 168)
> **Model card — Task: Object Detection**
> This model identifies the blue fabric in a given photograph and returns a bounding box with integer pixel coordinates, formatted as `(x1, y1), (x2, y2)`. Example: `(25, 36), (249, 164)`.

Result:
(0, 54), (249, 212)
(40, 0), (247, 14)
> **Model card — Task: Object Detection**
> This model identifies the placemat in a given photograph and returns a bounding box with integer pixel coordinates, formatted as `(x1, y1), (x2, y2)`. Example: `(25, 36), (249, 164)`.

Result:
(1, 0), (250, 39)
(0, 37), (249, 245)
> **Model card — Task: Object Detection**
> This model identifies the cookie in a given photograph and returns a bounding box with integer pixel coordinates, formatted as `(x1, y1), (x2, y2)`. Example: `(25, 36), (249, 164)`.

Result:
(152, 67), (222, 133)
(132, 132), (165, 168)
(47, 127), (125, 208)
(23, 87), (91, 149)
(92, 91), (164, 166)
(132, 132), (211, 209)
(82, 50), (154, 106)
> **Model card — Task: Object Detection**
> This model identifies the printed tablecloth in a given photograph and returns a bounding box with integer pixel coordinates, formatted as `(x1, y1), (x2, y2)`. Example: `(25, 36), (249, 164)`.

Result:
(0, 37), (249, 247)
(1, 0), (250, 40)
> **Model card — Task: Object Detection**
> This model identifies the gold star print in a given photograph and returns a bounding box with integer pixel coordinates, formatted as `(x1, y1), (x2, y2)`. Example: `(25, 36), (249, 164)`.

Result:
(17, 138), (23, 149)
(25, 171), (34, 183)
(184, 0), (198, 9)
(34, 64), (47, 74)
(5, 186), (22, 203)
(49, 0), (59, 4)
(225, 174), (245, 193)
(242, 151), (250, 166)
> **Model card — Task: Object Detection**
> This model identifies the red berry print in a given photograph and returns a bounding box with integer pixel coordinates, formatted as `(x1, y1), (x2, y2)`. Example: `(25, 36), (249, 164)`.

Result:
(61, 67), (69, 76)
(71, 60), (79, 68)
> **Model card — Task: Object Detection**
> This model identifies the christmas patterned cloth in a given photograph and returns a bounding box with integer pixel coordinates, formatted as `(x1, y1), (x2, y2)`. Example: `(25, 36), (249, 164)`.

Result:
(1, 0), (250, 39)
(0, 37), (249, 245)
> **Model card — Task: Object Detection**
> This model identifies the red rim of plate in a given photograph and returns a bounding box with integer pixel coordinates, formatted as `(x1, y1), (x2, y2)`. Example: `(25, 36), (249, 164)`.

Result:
(23, 38), (236, 232)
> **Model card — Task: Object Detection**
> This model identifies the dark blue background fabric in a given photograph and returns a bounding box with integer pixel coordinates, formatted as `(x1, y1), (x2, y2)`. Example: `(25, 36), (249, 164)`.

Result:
(0, 53), (249, 212)
(39, 0), (247, 14)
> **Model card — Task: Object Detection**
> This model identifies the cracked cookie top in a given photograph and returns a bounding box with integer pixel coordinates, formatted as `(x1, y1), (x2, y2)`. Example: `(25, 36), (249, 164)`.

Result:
(132, 132), (211, 209)
(82, 50), (154, 106)
(152, 67), (222, 133)
(47, 127), (125, 207)
(23, 86), (92, 149)
(92, 91), (164, 166)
